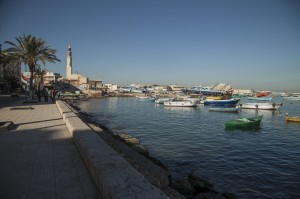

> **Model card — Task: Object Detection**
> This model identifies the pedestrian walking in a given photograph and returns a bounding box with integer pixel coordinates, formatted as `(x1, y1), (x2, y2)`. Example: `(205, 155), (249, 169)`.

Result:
(50, 89), (55, 101)
(36, 90), (41, 102)
(43, 88), (48, 102)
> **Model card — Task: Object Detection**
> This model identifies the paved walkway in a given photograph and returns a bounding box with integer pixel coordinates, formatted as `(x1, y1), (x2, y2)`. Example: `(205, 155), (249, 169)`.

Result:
(0, 100), (101, 199)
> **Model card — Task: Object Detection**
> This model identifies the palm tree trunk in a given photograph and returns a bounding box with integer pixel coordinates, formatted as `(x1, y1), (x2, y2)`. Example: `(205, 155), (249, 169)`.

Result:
(28, 64), (35, 100)
(30, 70), (34, 90)
(29, 64), (35, 90)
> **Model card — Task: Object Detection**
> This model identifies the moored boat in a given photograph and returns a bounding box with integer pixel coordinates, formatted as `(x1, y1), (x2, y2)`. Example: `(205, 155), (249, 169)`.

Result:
(136, 96), (155, 101)
(164, 100), (198, 107)
(208, 107), (240, 113)
(257, 91), (270, 97)
(285, 113), (300, 122)
(155, 98), (172, 104)
(204, 98), (240, 106)
(225, 115), (263, 129)
(239, 102), (282, 110)
(284, 96), (300, 101)
(248, 97), (273, 101)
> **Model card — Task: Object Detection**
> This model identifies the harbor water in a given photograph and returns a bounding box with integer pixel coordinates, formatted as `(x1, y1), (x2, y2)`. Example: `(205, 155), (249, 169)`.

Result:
(77, 97), (300, 199)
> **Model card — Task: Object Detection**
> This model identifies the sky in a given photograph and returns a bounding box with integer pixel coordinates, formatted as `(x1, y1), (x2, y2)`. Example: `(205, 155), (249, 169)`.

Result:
(1, 0), (300, 92)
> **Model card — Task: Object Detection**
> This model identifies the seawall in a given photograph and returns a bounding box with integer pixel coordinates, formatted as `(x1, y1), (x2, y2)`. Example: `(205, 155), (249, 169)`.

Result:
(55, 100), (170, 199)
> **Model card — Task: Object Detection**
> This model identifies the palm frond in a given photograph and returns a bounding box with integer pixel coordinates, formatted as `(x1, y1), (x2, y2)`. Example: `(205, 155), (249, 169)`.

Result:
(4, 34), (61, 89)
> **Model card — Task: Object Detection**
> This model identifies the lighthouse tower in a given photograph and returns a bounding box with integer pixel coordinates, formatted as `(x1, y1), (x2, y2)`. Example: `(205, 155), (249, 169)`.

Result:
(66, 45), (72, 79)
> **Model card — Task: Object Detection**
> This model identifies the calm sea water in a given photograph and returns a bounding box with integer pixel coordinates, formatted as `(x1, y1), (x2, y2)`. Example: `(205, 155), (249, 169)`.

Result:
(77, 97), (300, 199)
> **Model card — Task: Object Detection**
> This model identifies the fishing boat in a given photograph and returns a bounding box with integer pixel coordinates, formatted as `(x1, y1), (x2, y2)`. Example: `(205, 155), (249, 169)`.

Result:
(136, 96), (155, 101)
(204, 98), (240, 106)
(155, 98), (172, 104)
(164, 100), (198, 107)
(284, 96), (300, 101)
(174, 96), (200, 104)
(208, 107), (240, 113)
(248, 97), (273, 101)
(285, 113), (300, 122)
(225, 115), (263, 129)
(239, 103), (282, 110)
(257, 91), (270, 97)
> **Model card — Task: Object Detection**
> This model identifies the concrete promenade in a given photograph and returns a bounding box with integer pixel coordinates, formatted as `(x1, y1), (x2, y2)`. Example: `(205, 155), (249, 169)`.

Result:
(0, 97), (170, 199)
(0, 99), (101, 199)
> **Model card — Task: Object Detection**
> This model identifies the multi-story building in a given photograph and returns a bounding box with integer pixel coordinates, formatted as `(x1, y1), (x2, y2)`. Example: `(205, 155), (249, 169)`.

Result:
(43, 71), (62, 86)
(104, 84), (118, 92)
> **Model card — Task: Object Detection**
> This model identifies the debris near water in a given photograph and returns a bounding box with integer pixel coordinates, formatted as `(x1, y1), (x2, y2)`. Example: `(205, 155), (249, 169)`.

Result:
(114, 131), (149, 156)
(171, 174), (237, 199)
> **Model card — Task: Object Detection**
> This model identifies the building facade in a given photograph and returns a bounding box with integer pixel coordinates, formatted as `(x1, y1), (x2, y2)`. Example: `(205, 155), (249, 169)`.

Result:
(43, 72), (62, 86)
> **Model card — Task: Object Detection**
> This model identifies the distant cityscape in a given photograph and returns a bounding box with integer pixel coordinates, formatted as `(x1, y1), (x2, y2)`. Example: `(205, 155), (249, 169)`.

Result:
(0, 45), (298, 96)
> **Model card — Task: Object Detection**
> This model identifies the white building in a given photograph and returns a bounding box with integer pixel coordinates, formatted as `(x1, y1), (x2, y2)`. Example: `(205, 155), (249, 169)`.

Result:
(104, 84), (118, 92)
(43, 72), (62, 85)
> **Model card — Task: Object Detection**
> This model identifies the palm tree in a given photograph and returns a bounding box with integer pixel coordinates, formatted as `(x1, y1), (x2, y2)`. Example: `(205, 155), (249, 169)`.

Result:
(4, 34), (60, 92)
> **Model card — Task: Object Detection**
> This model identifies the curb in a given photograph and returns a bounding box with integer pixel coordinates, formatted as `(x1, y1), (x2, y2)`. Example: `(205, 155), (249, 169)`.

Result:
(56, 100), (169, 199)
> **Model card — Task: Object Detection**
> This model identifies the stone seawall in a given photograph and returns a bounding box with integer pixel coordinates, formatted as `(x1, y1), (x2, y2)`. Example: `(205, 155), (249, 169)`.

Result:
(56, 100), (170, 199)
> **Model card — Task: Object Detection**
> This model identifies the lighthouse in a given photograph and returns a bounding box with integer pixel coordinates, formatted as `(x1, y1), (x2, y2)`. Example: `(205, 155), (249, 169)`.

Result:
(66, 45), (72, 79)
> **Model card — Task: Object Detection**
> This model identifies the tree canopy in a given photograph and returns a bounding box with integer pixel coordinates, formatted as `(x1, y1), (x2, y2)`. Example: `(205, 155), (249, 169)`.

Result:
(4, 34), (60, 90)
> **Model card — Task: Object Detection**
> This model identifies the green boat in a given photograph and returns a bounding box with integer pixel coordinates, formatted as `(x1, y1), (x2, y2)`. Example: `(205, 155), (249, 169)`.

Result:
(225, 115), (263, 129)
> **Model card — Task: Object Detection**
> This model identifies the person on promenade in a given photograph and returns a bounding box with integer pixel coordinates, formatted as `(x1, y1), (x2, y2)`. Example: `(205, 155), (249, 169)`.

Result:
(50, 89), (55, 101)
(43, 88), (49, 102)
(36, 89), (41, 102)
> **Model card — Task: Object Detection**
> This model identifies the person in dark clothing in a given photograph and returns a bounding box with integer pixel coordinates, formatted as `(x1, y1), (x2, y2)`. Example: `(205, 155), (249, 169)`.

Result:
(50, 89), (56, 101)
(36, 90), (41, 102)
(43, 88), (48, 102)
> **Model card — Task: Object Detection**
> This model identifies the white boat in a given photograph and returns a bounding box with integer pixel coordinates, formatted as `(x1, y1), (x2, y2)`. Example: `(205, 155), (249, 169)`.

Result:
(164, 100), (198, 107)
(136, 96), (155, 101)
(174, 96), (200, 104)
(239, 102), (282, 110)
(155, 98), (172, 104)
(284, 96), (300, 101)
(119, 86), (143, 93)
(248, 97), (273, 101)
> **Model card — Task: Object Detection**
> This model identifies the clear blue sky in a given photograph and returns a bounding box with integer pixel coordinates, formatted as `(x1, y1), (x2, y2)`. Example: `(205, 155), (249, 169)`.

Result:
(1, 0), (299, 92)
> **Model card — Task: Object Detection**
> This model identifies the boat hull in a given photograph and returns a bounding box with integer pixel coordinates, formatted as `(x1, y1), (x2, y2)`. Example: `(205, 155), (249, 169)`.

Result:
(225, 115), (263, 129)
(284, 96), (300, 101)
(239, 103), (282, 110)
(286, 117), (300, 122)
(164, 101), (197, 107)
(204, 99), (240, 106)
(248, 97), (272, 101)
(155, 98), (171, 104)
(136, 96), (155, 101)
